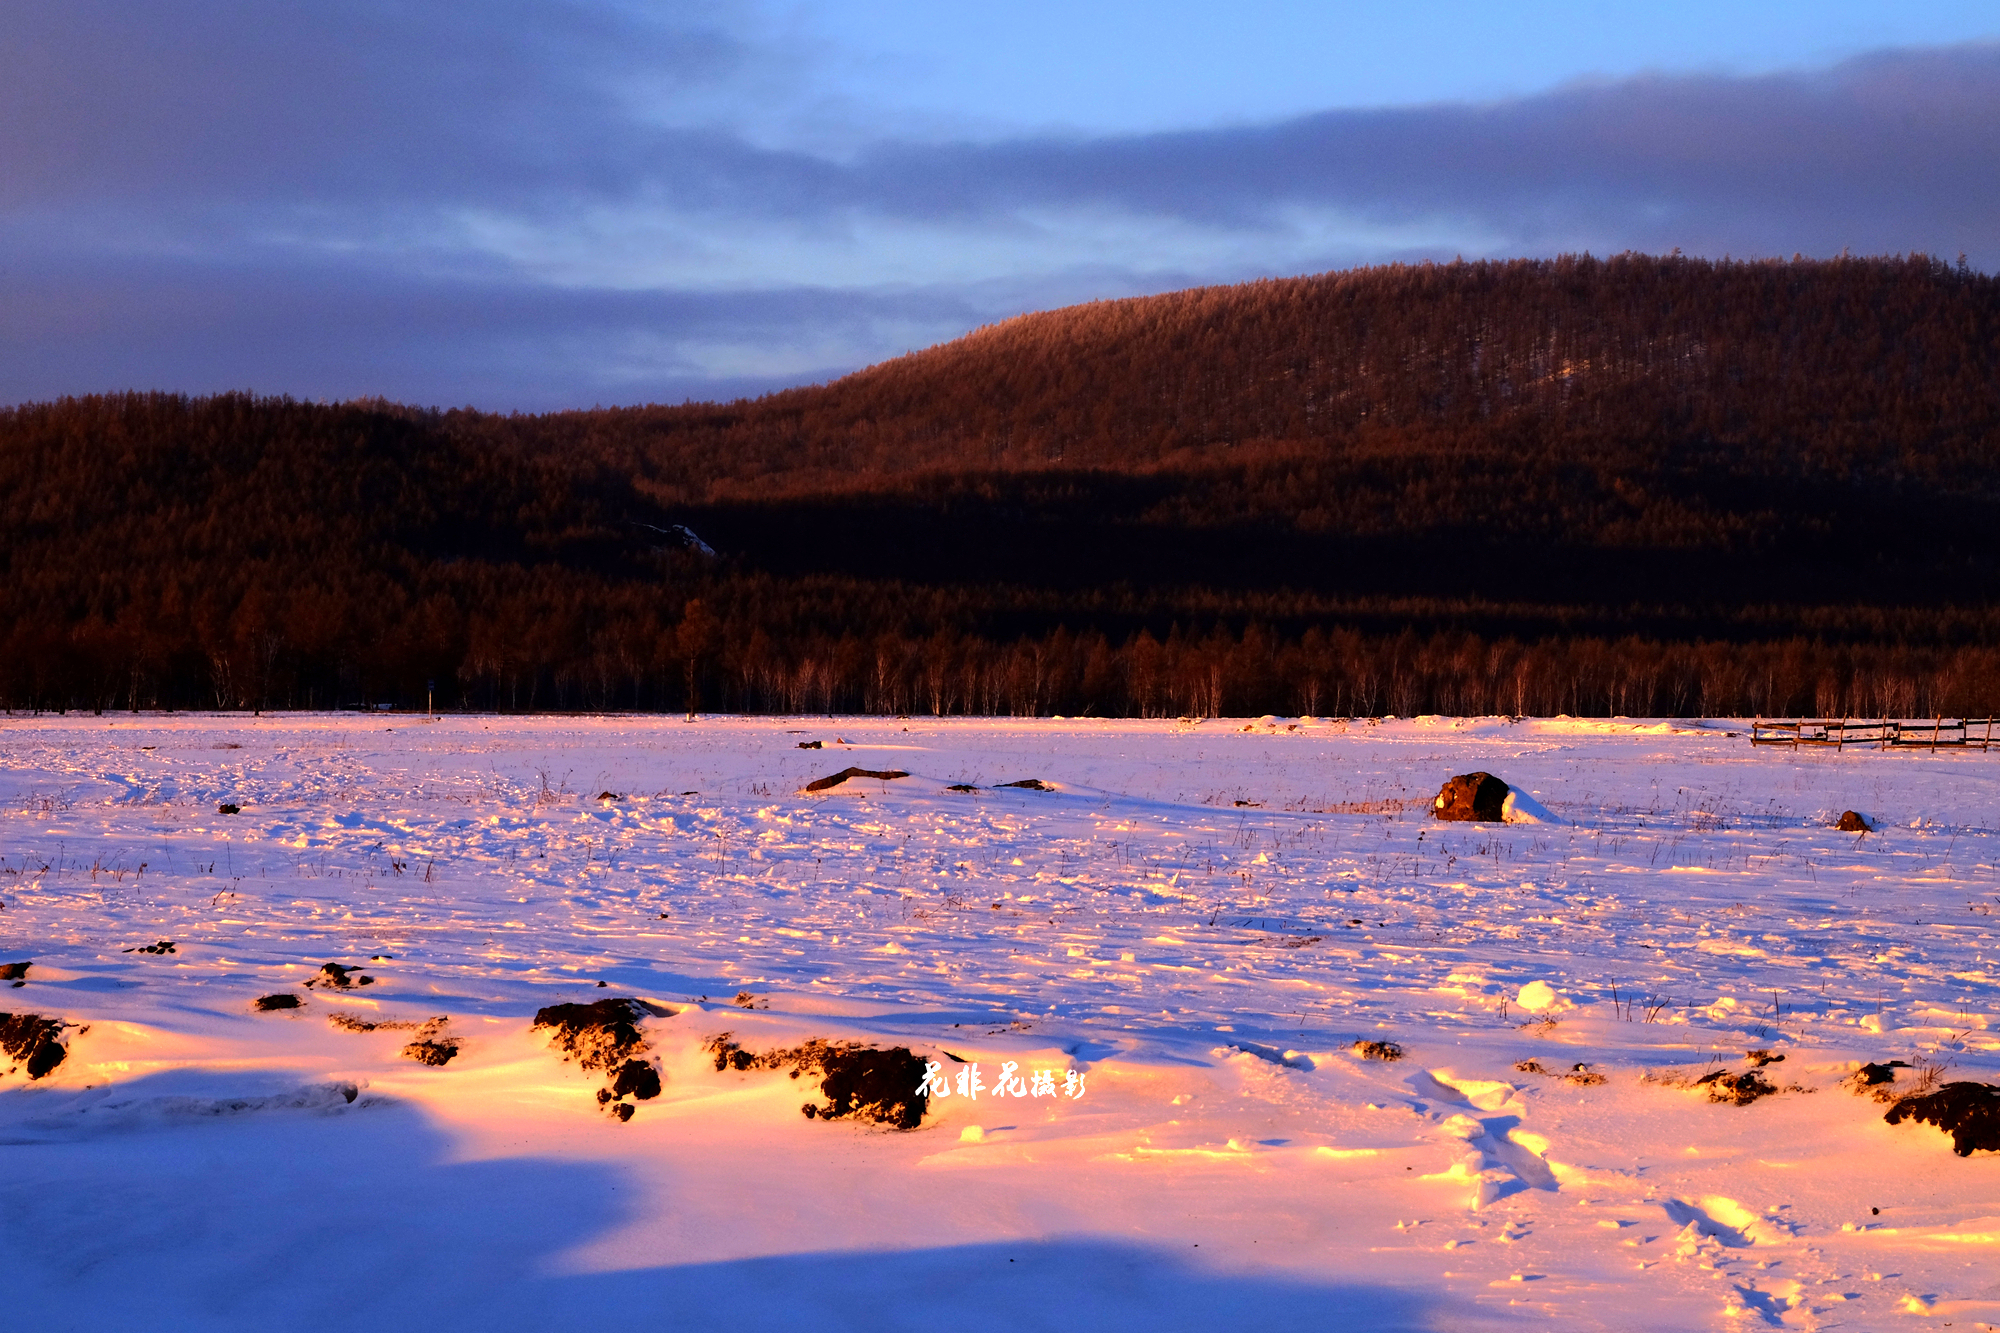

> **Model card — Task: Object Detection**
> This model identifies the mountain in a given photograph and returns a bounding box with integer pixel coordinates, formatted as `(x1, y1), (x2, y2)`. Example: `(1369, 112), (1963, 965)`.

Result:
(5, 253), (1998, 717)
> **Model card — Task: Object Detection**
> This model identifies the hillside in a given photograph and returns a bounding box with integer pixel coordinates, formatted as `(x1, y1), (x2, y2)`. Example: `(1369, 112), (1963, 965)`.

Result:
(4, 253), (1999, 717)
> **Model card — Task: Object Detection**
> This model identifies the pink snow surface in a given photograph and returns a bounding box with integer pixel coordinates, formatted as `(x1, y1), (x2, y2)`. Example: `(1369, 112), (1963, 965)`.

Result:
(0, 713), (1995, 1330)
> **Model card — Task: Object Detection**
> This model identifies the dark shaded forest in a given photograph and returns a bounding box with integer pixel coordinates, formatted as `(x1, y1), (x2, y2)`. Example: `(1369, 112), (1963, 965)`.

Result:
(6, 252), (2000, 718)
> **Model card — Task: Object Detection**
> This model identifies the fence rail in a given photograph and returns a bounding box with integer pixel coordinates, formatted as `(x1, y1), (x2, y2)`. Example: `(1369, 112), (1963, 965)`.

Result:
(1750, 717), (1999, 750)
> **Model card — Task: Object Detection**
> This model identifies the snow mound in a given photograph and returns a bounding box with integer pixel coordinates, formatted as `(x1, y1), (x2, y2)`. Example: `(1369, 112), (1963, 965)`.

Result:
(1516, 981), (1570, 1013)
(1501, 786), (1561, 824)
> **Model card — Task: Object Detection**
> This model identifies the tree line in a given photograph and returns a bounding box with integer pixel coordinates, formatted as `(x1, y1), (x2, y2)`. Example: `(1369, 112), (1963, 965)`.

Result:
(3, 252), (1998, 718)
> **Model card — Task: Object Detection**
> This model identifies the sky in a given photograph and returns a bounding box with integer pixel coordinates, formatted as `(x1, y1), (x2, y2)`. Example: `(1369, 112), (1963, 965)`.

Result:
(3, 2), (1997, 411)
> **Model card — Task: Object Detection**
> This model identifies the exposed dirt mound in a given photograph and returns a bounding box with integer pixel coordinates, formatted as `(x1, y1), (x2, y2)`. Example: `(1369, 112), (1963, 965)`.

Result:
(216, 803), (240, 814)
(122, 941), (176, 955)
(796, 740), (822, 749)
(0, 961), (29, 981)
(603, 1058), (661, 1102)
(327, 1013), (459, 1065)
(1352, 1040), (1405, 1061)
(704, 1033), (929, 1129)
(1885, 1082), (2000, 1156)
(1854, 1059), (1908, 1084)
(1697, 1068), (1778, 1105)
(946, 783), (979, 792)
(0, 1012), (67, 1078)
(1835, 810), (1873, 832)
(533, 998), (665, 1119)
(595, 791), (623, 801)
(804, 767), (910, 792)
(1432, 772), (1509, 822)
(998, 779), (1051, 791)
(1517, 1059), (1605, 1086)
(254, 993), (302, 1011)
(306, 962), (372, 989)
(402, 1035), (460, 1066)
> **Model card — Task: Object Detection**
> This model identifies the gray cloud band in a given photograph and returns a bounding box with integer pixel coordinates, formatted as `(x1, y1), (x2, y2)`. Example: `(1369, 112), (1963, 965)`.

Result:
(2, 15), (1995, 407)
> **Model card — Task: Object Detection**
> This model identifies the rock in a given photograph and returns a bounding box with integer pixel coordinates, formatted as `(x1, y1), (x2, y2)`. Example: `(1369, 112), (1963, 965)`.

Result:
(216, 803), (240, 815)
(804, 767), (910, 792)
(0, 961), (28, 981)
(1835, 810), (1873, 832)
(253, 993), (303, 1011)
(1432, 772), (1509, 822)
(1351, 1040), (1405, 1061)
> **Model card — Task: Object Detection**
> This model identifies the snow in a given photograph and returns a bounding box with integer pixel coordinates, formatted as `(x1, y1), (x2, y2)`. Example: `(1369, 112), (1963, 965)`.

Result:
(1500, 786), (1560, 824)
(2, 712), (1997, 1330)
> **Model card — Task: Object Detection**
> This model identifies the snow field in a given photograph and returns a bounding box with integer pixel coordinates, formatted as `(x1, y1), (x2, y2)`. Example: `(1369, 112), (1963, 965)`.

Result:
(1, 713), (1996, 1330)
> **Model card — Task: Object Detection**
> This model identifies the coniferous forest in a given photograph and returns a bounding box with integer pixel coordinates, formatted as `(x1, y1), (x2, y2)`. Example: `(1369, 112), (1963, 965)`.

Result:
(6, 252), (2000, 718)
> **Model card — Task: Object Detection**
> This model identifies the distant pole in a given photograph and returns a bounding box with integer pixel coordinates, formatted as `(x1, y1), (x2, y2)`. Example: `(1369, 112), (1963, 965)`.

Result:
(427, 678), (435, 722)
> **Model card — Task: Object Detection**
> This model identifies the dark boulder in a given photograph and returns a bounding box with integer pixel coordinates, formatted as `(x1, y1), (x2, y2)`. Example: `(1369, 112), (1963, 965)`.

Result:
(1432, 772), (1509, 822)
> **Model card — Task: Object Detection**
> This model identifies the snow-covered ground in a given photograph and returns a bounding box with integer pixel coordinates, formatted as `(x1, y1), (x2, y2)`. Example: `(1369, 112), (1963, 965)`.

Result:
(2, 713), (1996, 1331)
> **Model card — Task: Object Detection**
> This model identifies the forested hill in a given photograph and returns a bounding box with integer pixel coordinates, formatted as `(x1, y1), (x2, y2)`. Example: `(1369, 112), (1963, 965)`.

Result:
(6, 253), (2000, 719)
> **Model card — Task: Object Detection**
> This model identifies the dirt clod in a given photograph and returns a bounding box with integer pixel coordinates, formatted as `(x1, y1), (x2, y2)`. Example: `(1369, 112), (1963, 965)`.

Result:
(123, 941), (176, 955)
(595, 791), (623, 801)
(1352, 1040), (1405, 1062)
(0, 1012), (66, 1079)
(1431, 772), (1509, 822)
(804, 767), (910, 792)
(1884, 1082), (2000, 1156)
(254, 993), (302, 1011)
(217, 803), (240, 815)
(796, 740), (822, 749)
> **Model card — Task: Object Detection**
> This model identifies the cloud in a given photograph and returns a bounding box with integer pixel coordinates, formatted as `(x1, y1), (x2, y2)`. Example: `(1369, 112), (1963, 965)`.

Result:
(1, 7), (1995, 409)
(842, 44), (2000, 261)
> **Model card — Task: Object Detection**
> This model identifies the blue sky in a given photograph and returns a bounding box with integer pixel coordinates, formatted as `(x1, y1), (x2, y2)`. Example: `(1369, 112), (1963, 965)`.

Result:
(3, 2), (1997, 409)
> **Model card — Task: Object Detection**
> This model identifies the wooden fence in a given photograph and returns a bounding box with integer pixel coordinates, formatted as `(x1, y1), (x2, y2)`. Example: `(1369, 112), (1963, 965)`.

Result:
(1750, 717), (1999, 750)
